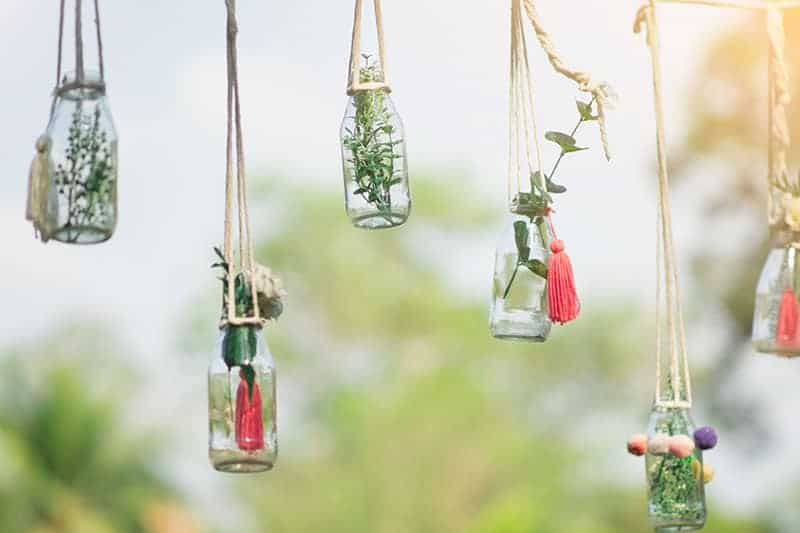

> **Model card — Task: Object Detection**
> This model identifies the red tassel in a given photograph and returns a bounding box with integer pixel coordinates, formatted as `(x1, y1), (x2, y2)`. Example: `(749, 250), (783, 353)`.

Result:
(235, 373), (264, 451)
(776, 287), (800, 346)
(547, 239), (580, 324)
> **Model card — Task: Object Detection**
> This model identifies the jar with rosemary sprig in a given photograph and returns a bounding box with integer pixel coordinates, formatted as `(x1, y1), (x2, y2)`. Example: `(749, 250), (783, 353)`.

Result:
(340, 54), (410, 230)
(753, 176), (800, 357)
(490, 98), (597, 341)
(208, 248), (284, 473)
(45, 69), (118, 244)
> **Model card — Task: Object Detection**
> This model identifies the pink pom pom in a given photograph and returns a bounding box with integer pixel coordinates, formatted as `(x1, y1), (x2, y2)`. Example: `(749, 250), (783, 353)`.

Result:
(627, 434), (647, 456)
(668, 435), (696, 458)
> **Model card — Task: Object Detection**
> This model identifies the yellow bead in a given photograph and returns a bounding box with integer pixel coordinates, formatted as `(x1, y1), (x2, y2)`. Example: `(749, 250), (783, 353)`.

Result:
(703, 464), (714, 484)
(692, 459), (702, 480)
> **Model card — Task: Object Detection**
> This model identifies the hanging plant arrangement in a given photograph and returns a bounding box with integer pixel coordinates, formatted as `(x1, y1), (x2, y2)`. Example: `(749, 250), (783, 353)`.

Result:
(632, 4), (721, 529)
(340, 0), (410, 230)
(27, 0), (118, 245)
(752, 8), (800, 357)
(489, 0), (613, 342)
(207, 0), (283, 474)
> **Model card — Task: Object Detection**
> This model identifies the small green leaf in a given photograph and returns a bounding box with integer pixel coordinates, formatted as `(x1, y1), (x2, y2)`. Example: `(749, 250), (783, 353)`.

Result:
(524, 259), (549, 278)
(545, 131), (578, 149)
(561, 144), (589, 154)
(576, 100), (598, 121)
(546, 180), (567, 194)
(222, 326), (248, 369)
(513, 221), (530, 261)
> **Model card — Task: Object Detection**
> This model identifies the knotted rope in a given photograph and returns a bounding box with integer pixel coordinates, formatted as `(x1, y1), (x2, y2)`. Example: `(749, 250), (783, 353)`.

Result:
(635, 2), (693, 408)
(222, 0), (262, 327)
(508, 0), (613, 206)
(346, 0), (391, 95)
(521, 0), (613, 161)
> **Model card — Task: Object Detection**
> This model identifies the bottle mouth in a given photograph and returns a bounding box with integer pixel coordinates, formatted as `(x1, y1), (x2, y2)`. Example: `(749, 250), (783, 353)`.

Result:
(56, 69), (106, 99)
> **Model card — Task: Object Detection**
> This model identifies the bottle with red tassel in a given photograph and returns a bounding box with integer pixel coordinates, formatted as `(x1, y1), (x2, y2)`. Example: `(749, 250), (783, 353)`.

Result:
(753, 231), (800, 357)
(209, 325), (277, 473)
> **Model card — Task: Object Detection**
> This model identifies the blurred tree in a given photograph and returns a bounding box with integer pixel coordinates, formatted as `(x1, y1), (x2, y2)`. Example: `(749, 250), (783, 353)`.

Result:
(0, 323), (200, 533)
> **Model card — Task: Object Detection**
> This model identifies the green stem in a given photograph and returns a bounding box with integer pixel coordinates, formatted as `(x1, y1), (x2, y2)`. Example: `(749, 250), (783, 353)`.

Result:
(503, 265), (520, 300)
(546, 96), (596, 183)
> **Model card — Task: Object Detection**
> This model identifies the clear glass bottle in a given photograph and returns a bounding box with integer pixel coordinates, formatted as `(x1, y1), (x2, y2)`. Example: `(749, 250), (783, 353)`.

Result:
(490, 209), (553, 341)
(46, 69), (118, 244)
(646, 405), (706, 531)
(753, 230), (800, 357)
(209, 325), (277, 473)
(340, 56), (410, 230)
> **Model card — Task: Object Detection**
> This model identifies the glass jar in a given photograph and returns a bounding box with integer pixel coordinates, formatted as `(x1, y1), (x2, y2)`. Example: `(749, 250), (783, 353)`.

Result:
(208, 325), (277, 473)
(645, 405), (706, 531)
(490, 210), (553, 341)
(340, 57), (410, 230)
(46, 70), (118, 244)
(753, 231), (800, 356)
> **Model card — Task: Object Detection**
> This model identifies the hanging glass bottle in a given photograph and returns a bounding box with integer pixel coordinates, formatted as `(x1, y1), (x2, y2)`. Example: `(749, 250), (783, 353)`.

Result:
(753, 227), (800, 356)
(340, 0), (410, 230)
(209, 1), (284, 474)
(209, 324), (278, 473)
(752, 8), (800, 357)
(490, 211), (552, 341)
(27, 0), (117, 244)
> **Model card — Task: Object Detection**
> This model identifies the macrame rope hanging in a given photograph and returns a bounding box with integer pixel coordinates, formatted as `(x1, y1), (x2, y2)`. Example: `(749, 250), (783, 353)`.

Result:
(347, 0), (391, 95)
(634, 0), (796, 393)
(521, 0), (613, 161)
(635, 2), (693, 408)
(52, 0), (106, 108)
(222, 0), (262, 328)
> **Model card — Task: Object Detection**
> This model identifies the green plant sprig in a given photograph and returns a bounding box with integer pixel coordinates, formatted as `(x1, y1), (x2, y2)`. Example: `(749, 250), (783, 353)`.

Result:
(342, 55), (403, 222)
(502, 97), (597, 299)
(53, 105), (115, 241)
(212, 247), (258, 400)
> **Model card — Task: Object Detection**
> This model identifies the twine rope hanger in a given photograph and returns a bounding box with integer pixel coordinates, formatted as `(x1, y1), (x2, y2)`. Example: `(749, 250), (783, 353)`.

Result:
(635, 2), (692, 408)
(521, 0), (613, 161)
(222, 0), (262, 328)
(634, 0), (793, 408)
(347, 0), (391, 95)
(53, 0), (106, 107)
(508, 0), (613, 206)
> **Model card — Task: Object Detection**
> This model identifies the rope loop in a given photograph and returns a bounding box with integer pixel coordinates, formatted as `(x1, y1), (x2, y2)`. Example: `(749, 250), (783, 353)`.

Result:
(346, 0), (392, 95)
(222, 0), (262, 328)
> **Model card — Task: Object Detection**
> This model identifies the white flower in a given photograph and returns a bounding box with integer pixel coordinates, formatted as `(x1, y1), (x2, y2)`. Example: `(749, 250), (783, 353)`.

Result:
(253, 264), (287, 300)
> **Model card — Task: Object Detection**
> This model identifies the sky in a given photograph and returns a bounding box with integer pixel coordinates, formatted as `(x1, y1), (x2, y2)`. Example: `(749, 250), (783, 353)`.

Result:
(4, 0), (789, 525)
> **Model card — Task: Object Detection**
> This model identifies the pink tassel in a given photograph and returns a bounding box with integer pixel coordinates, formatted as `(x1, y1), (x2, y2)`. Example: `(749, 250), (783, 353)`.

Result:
(235, 373), (265, 451)
(547, 239), (580, 324)
(776, 287), (800, 346)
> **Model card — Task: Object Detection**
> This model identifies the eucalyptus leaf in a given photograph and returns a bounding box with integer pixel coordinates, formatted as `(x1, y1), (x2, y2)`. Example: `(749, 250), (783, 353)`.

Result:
(546, 180), (567, 194)
(545, 131), (578, 149)
(524, 259), (549, 278)
(576, 100), (598, 121)
(513, 221), (530, 261)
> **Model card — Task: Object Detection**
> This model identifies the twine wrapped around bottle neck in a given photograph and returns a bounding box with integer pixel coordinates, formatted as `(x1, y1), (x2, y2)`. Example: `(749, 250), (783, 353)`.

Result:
(346, 0), (391, 96)
(221, 0), (262, 329)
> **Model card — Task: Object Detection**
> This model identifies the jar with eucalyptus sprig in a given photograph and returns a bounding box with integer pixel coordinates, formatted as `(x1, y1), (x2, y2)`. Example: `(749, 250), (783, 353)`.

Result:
(340, 54), (410, 229)
(490, 97), (598, 341)
(753, 178), (800, 356)
(208, 248), (284, 473)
